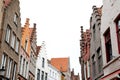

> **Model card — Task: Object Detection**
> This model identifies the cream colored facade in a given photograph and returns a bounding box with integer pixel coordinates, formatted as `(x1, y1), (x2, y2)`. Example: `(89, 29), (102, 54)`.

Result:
(101, 0), (120, 79)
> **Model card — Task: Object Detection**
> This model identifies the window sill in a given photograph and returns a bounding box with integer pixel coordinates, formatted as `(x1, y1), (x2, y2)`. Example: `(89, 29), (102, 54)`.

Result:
(10, 46), (15, 51)
(5, 40), (10, 46)
(103, 55), (120, 69)
(14, 22), (18, 27)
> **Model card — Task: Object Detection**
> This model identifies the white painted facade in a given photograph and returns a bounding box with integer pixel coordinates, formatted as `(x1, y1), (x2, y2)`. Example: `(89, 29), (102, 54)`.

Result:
(101, 0), (120, 79)
(48, 63), (61, 80)
(35, 42), (48, 80)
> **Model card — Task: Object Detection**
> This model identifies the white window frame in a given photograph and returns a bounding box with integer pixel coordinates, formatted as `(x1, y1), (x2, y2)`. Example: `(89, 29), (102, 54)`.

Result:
(19, 56), (22, 74)
(12, 63), (16, 80)
(14, 13), (18, 26)
(87, 61), (90, 78)
(5, 25), (11, 43)
(10, 32), (15, 49)
(1, 53), (7, 69)
(15, 38), (19, 53)
(6, 58), (12, 78)
(25, 62), (28, 78)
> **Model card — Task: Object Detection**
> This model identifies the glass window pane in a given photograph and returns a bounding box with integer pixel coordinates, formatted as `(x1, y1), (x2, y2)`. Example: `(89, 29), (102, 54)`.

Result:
(5, 26), (11, 43)
(15, 39), (19, 53)
(11, 33), (15, 48)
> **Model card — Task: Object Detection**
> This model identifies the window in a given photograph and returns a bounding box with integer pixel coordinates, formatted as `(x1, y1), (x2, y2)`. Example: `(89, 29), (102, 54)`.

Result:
(15, 38), (19, 53)
(5, 25), (11, 43)
(87, 61), (90, 78)
(12, 63), (16, 80)
(25, 62), (28, 78)
(14, 13), (18, 26)
(10, 32), (15, 49)
(84, 63), (87, 80)
(22, 59), (25, 75)
(97, 48), (103, 73)
(37, 69), (40, 80)
(28, 75), (30, 80)
(92, 55), (96, 77)
(19, 56), (22, 73)
(50, 70), (51, 76)
(53, 72), (54, 77)
(41, 71), (44, 80)
(93, 24), (95, 40)
(115, 16), (120, 54)
(104, 28), (113, 62)
(42, 58), (45, 68)
(45, 73), (47, 80)
(6, 58), (12, 78)
(25, 39), (28, 51)
(1, 53), (7, 69)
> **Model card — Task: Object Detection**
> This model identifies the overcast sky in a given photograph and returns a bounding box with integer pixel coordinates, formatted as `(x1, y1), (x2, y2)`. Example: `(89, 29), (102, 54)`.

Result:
(20, 0), (102, 76)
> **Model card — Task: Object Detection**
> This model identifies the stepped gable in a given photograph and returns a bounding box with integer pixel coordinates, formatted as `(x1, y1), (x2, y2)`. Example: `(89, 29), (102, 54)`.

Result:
(30, 23), (37, 44)
(36, 46), (41, 56)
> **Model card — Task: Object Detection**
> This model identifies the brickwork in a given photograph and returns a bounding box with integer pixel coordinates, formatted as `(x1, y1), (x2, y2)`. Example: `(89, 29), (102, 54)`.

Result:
(0, 0), (21, 79)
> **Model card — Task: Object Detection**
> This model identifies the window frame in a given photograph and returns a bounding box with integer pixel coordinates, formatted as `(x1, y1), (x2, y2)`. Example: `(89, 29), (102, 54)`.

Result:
(41, 71), (44, 80)
(5, 25), (11, 44)
(114, 14), (120, 54)
(19, 55), (22, 74)
(15, 38), (20, 53)
(97, 48), (103, 73)
(45, 73), (47, 80)
(6, 58), (12, 78)
(37, 69), (40, 80)
(92, 55), (96, 76)
(42, 58), (45, 68)
(10, 32), (16, 49)
(104, 28), (113, 62)
(13, 13), (18, 26)
(12, 62), (17, 80)
(1, 53), (7, 69)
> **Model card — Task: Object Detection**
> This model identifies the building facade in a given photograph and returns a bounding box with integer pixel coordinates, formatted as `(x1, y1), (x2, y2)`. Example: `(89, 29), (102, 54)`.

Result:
(90, 6), (104, 80)
(28, 20), (37, 80)
(0, 0), (3, 30)
(50, 57), (71, 80)
(48, 61), (61, 80)
(79, 26), (91, 80)
(101, 0), (120, 80)
(71, 69), (80, 80)
(18, 18), (31, 80)
(35, 42), (48, 80)
(0, 0), (21, 79)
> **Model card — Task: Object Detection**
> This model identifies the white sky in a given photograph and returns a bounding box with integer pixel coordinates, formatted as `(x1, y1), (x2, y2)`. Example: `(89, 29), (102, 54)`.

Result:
(20, 0), (102, 76)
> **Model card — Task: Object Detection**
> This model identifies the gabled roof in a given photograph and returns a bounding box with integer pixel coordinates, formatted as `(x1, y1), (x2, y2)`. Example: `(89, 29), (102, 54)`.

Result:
(21, 18), (37, 56)
(50, 57), (69, 72)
